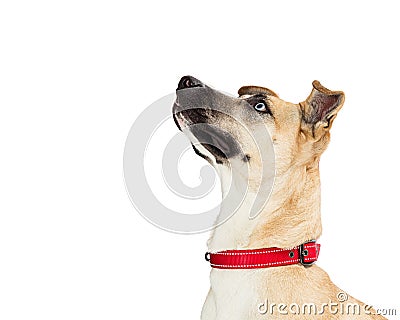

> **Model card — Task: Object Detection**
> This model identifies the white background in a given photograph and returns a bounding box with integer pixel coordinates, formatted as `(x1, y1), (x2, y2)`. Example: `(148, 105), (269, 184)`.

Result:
(1, 1), (399, 319)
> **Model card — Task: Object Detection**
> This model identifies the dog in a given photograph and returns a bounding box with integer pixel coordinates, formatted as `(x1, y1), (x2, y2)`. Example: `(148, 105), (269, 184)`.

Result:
(172, 76), (386, 319)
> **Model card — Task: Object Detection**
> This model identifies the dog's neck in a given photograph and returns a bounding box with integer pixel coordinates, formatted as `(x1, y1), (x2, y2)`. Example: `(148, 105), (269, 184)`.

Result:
(208, 159), (322, 252)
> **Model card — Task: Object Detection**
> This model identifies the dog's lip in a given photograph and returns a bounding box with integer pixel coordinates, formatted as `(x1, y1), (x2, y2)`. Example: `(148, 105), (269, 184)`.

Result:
(173, 109), (188, 131)
(172, 101), (190, 131)
(173, 101), (208, 128)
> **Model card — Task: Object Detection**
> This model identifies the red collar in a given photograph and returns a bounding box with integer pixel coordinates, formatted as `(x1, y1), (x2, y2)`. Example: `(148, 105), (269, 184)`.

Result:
(205, 241), (320, 269)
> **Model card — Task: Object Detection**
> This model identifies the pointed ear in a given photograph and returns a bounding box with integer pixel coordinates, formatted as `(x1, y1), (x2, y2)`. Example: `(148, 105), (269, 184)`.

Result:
(301, 80), (345, 136)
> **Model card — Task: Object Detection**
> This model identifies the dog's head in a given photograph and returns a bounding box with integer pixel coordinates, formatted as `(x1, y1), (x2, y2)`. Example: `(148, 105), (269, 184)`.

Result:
(172, 76), (344, 177)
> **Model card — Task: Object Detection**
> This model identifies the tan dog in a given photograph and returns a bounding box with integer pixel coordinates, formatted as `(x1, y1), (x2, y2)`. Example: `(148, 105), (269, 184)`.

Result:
(172, 76), (386, 319)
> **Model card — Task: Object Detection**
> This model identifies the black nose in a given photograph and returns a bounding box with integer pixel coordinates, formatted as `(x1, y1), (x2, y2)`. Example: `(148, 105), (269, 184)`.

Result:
(177, 76), (204, 90)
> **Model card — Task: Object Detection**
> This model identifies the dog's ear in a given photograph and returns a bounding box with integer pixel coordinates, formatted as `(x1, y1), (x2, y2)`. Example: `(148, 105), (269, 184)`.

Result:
(301, 80), (345, 136)
(238, 86), (279, 98)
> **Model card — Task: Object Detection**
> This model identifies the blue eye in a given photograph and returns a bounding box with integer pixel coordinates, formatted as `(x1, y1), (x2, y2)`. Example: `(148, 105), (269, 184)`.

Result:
(254, 102), (267, 112)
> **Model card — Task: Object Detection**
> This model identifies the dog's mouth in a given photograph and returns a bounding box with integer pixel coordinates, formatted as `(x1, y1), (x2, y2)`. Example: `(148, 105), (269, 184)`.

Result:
(172, 104), (203, 131)
(173, 105), (241, 161)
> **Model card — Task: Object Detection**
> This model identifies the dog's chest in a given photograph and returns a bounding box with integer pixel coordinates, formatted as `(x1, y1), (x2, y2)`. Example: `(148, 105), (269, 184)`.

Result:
(208, 269), (265, 319)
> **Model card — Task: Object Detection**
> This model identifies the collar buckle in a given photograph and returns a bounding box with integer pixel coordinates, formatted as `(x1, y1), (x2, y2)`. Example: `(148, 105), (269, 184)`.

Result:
(299, 240), (317, 267)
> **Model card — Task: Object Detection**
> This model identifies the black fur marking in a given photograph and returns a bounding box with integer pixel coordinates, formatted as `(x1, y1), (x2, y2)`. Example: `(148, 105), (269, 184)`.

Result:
(192, 144), (209, 161)
(243, 154), (251, 162)
(192, 144), (225, 165)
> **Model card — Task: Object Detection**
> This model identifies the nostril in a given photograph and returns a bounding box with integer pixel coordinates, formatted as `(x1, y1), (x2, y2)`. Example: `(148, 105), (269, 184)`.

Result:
(178, 76), (194, 90)
(183, 77), (193, 88)
(177, 76), (203, 90)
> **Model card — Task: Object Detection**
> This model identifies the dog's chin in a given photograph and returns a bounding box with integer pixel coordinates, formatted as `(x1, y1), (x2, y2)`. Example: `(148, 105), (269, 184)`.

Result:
(190, 125), (235, 162)
(172, 106), (242, 164)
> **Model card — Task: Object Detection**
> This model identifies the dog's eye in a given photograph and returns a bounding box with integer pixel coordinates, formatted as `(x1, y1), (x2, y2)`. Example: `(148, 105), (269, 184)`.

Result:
(254, 102), (267, 112)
